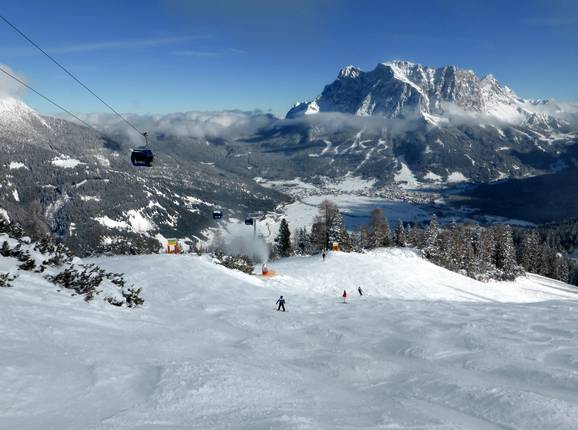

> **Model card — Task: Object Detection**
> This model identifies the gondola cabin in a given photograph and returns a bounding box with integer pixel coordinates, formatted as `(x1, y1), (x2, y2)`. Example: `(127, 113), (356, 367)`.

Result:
(212, 210), (223, 220)
(244, 217), (254, 226)
(131, 148), (154, 167)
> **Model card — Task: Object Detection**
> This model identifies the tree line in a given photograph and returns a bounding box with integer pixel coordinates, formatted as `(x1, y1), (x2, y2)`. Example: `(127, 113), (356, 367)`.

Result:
(273, 200), (578, 286)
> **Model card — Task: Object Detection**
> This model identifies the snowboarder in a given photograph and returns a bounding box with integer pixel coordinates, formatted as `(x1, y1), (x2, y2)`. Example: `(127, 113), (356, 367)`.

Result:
(322, 250), (326, 261)
(342, 290), (347, 303)
(276, 295), (286, 312)
(358, 286), (363, 296)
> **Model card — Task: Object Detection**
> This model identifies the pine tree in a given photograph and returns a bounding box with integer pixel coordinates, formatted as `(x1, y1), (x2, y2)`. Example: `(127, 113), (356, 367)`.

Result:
(311, 216), (326, 252)
(447, 221), (465, 272)
(276, 218), (292, 257)
(557, 254), (570, 283)
(462, 226), (478, 278)
(382, 217), (391, 246)
(313, 200), (349, 251)
(480, 227), (497, 275)
(409, 223), (424, 248)
(494, 225), (520, 280)
(405, 224), (413, 247)
(519, 230), (540, 273)
(370, 208), (390, 248)
(1, 241), (10, 257)
(293, 228), (310, 255)
(354, 225), (371, 251)
(394, 219), (407, 247)
(468, 225), (487, 277)
(328, 210), (349, 250)
(424, 215), (440, 259)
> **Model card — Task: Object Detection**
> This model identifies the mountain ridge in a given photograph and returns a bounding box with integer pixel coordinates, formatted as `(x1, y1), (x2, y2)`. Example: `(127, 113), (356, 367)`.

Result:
(286, 60), (572, 131)
(0, 98), (288, 255)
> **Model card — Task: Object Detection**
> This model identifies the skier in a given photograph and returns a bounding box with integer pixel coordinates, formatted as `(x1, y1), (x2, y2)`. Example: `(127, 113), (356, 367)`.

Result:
(342, 290), (347, 303)
(276, 295), (286, 312)
(322, 250), (326, 261)
(358, 286), (363, 296)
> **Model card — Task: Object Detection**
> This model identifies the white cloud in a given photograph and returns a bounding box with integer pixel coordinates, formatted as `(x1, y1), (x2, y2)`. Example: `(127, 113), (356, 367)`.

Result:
(522, 100), (578, 125)
(171, 47), (247, 57)
(75, 110), (276, 144)
(0, 64), (27, 98)
(8, 36), (208, 56)
(73, 109), (428, 146)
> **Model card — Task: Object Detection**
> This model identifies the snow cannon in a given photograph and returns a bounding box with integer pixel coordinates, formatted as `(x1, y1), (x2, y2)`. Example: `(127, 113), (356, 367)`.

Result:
(261, 263), (277, 278)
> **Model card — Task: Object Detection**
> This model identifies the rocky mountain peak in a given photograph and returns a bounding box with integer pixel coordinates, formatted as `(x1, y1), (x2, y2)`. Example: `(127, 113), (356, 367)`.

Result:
(286, 60), (540, 124)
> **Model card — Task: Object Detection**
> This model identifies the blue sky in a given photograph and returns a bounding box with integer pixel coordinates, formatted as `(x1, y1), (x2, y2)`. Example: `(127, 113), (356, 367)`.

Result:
(1, 0), (577, 116)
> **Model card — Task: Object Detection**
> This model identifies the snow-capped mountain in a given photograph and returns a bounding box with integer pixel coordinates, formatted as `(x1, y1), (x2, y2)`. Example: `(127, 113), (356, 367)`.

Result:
(249, 61), (575, 185)
(2, 61), (578, 250)
(0, 97), (288, 255)
(0, 97), (56, 139)
(287, 60), (570, 128)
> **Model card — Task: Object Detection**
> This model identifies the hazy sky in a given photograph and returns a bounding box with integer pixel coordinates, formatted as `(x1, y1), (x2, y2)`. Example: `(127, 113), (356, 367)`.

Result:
(1, 0), (577, 116)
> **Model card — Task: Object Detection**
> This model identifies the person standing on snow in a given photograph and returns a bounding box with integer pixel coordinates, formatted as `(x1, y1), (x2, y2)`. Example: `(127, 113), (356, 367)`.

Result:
(322, 250), (326, 261)
(342, 290), (347, 303)
(358, 286), (363, 296)
(276, 295), (286, 312)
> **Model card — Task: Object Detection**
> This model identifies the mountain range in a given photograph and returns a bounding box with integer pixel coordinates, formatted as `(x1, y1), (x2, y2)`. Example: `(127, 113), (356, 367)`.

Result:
(1, 60), (577, 253)
(277, 60), (578, 182)
(0, 97), (287, 255)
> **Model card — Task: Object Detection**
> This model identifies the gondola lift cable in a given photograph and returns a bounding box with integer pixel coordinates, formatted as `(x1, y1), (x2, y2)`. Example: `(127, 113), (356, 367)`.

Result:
(0, 13), (152, 166)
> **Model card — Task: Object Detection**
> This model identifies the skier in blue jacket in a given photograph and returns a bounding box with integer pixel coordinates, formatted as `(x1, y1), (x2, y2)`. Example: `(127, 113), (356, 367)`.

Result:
(276, 295), (286, 312)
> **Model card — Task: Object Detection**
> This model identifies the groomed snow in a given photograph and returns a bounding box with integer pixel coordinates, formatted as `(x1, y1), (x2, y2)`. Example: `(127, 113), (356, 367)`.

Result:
(424, 171), (443, 182)
(126, 209), (155, 233)
(447, 171), (469, 183)
(8, 161), (27, 170)
(394, 160), (419, 189)
(50, 156), (85, 169)
(94, 210), (156, 234)
(1, 249), (578, 429)
(94, 215), (130, 230)
(79, 195), (101, 202)
(0, 207), (9, 222)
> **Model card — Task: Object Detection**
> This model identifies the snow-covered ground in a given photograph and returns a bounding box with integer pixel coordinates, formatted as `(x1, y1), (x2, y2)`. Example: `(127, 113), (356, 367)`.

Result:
(50, 155), (85, 169)
(1, 249), (578, 429)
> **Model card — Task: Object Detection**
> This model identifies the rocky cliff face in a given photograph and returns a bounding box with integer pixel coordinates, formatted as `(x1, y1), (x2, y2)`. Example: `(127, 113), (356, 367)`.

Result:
(287, 60), (570, 129)
(277, 61), (577, 184)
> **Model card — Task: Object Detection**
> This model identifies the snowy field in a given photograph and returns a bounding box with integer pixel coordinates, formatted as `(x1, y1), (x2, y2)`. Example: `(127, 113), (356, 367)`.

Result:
(2, 249), (578, 429)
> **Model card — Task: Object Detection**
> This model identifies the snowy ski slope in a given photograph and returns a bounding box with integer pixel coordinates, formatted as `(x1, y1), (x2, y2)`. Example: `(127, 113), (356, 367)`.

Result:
(1, 249), (578, 429)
